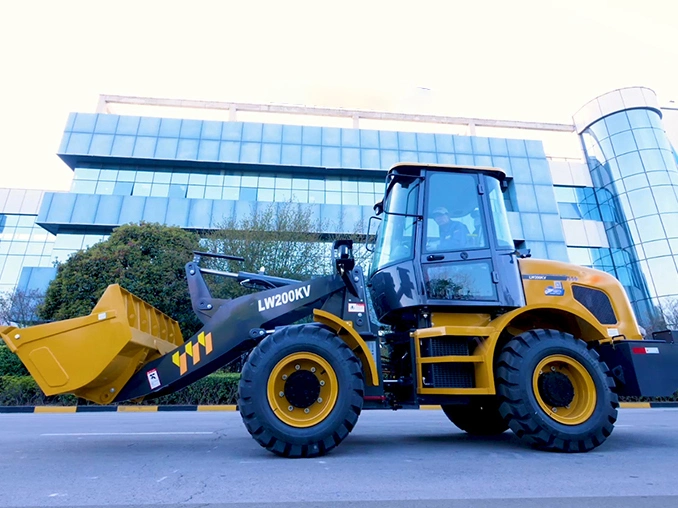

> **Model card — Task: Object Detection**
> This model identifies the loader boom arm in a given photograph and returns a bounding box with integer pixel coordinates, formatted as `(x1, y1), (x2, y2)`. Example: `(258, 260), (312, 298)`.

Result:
(114, 246), (372, 402)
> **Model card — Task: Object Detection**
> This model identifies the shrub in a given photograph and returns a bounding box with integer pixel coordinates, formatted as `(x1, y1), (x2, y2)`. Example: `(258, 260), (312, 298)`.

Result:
(0, 345), (29, 377)
(0, 376), (77, 406)
(0, 373), (240, 406)
(153, 373), (240, 405)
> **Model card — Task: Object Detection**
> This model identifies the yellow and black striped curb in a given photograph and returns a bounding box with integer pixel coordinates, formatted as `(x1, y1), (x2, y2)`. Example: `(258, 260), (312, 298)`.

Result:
(0, 405), (238, 414)
(1, 402), (676, 413)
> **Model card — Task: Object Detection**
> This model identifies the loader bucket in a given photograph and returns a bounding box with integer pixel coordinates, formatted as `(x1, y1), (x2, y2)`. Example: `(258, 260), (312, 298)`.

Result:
(0, 285), (183, 404)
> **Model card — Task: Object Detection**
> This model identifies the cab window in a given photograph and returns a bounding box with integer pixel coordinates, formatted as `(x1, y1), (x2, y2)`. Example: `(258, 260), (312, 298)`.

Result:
(425, 173), (486, 252)
(370, 176), (420, 275)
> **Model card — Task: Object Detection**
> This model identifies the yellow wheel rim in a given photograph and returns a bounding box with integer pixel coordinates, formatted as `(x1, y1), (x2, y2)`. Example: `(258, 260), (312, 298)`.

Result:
(532, 354), (597, 426)
(267, 352), (338, 428)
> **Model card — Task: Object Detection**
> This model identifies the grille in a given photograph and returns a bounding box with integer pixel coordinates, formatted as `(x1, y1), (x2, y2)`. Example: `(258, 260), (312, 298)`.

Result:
(429, 364), (475, 388)
(572, 285), (617, 325)
(429, 338), (470, 357)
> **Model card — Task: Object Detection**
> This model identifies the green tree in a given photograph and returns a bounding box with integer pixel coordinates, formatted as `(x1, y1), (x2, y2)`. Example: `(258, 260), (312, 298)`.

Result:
(39, 222), (202, 338)
(204, 202), (335, 298)
(202, 202), (372, 299)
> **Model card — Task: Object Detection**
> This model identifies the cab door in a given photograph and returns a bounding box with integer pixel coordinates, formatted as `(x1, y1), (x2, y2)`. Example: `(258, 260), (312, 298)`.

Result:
(419, 171), (500, 307)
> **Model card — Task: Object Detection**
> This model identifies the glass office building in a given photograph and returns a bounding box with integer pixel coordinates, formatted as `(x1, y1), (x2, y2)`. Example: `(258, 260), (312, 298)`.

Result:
(1, 86), (677, 327)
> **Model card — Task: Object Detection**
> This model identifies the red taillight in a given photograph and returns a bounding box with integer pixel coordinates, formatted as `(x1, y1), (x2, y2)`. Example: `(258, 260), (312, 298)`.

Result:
(632, 347), (647, 354)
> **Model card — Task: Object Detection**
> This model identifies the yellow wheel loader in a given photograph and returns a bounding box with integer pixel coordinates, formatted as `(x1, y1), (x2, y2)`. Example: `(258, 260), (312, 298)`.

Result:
(3, 163), (678, 457)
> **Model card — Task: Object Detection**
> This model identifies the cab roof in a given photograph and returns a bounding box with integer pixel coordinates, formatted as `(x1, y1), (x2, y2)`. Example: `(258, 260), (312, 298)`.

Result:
(387, 162), (506, 181)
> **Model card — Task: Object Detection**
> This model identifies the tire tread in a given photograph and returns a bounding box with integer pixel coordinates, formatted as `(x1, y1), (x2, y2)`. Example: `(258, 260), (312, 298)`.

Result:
(496, 328), (618, 453)
(238, 324), (364, 458)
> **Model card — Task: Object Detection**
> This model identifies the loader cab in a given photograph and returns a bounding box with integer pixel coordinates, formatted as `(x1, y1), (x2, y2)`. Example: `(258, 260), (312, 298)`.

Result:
(369, 163), (525, 325)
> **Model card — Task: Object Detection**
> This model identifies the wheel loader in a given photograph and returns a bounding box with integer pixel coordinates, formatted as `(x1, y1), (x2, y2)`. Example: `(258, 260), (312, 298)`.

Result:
(3, 163), (678, 457)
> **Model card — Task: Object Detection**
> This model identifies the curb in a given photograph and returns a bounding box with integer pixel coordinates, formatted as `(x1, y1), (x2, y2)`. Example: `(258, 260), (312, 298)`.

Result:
(1, 402), (677, 414)
(0, 405), (238, 414)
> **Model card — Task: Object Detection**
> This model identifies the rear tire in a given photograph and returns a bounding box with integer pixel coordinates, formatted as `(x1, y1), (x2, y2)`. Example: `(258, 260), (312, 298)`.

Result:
(441, 397), (508, 435)
(496, 329), (618, 452)
(238, 324), (364, 458)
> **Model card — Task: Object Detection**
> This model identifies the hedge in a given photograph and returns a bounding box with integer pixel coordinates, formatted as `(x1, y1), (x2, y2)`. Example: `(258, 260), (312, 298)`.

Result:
(0, 373), (240, 406)
(0, 344), (241, 405)
(0, 345), (29, 377)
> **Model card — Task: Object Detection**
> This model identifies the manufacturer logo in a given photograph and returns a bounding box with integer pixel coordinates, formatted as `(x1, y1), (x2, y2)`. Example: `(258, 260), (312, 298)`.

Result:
(544, 281), (565, 296)
(258, 285), (311, 312)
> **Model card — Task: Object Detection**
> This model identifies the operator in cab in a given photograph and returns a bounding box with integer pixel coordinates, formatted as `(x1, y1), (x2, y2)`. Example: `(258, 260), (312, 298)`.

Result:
(431, 207), (469, 249)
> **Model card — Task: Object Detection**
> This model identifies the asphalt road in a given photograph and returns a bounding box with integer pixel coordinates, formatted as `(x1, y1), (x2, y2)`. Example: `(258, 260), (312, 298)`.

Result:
(0, 409), (677, 507)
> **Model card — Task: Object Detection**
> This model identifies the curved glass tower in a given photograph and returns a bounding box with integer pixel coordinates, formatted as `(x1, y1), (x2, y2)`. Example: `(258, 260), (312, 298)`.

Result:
(574, 87), (678, 325)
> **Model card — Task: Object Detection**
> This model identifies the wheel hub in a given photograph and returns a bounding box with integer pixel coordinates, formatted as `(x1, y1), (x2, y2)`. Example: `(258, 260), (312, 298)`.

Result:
(532, 354), (597, 426)
(284, 370), (321, 408)
(267, 352), (339, 428)
(538, 371), (575, 408)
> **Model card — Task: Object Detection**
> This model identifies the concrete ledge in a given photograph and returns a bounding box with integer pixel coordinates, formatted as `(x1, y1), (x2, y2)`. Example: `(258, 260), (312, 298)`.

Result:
(0, 402), (675, 413)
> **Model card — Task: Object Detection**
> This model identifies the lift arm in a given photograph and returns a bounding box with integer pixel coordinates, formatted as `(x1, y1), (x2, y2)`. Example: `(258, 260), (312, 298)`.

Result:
(114, 241), (374, 402)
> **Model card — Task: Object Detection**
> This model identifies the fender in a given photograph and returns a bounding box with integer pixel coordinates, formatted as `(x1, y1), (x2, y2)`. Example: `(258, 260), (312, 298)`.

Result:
(313, 309), (379, 386)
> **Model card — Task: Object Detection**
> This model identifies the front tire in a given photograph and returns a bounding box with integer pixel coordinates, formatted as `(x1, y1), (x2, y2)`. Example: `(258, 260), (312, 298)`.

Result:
(441, 397), (509, 436)
(238, 324), (364, 458)
(496, 329), (618, 452)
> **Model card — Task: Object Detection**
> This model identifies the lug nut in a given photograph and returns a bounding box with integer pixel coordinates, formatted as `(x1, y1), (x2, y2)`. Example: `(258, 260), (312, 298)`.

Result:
(310, 367), (316, 373)
(317, 397), (323, 403)
(319, 380), (325, 386)
(295, 364), (300, 370)
(552, 407), (557, 413)
(279, 391), (284, 397)
(282, 374), (287, 380)
(288, 406), (294, 411)
(551, 366), (556, 372)
(304, 408), (310, 414)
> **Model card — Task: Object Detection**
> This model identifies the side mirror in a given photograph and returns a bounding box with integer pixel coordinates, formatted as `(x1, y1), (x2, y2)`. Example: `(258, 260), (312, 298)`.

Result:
(365, 216), (382, 253)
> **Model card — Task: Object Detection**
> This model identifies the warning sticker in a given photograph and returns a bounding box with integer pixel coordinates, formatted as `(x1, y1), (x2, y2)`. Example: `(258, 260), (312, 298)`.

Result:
(146, 369), (161, 390)
(348, 302), (365, 313)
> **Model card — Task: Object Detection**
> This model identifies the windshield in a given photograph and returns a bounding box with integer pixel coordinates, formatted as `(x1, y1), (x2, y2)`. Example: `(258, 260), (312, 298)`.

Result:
(369, 176), (420, 276)
(487, 177), (514, 249)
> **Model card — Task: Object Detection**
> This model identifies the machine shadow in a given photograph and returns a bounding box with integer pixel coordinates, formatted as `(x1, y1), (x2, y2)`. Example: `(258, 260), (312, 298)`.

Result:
(334, 430), (523, 454)
(331, 428), (672, 458)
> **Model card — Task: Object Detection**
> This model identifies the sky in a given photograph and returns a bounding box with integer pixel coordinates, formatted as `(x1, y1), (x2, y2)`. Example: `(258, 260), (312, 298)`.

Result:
(0, 0), (676, 191)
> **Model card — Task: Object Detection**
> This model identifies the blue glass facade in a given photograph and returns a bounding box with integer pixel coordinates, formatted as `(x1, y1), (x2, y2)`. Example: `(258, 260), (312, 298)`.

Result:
(581, 106), (678, 324)
(39, 113), (567, 266)
(58, 113), (549, 170)
(0, 206), (107, 293)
